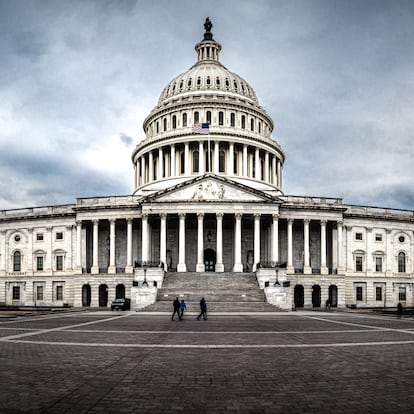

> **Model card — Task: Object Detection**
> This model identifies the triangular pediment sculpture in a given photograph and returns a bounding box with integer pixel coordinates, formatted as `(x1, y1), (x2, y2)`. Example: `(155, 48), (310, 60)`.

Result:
(144, 174), (280, 203)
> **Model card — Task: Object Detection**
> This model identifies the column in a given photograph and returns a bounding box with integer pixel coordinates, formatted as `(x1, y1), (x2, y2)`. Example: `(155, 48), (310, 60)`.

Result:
(271, 214), (279, 263)
(158, 147), (164, 179)
(141, 214), (149, 263)
(46, 227), (52, 272)
(170, 145), (176, 177)
(214, 141), (219, 174)
(337, 221), (344, 273)
(91, 220), (99, 274)
(385, 229), (392, 275)
(320, 220), (328, 274)
(199, 141), (205, 174)
(196, 213), (205, 272)
(243, 144), (248, 177)
(255, 148), (260, 180)
(233, 213), (243, 272)
(125, 218), (133, 273)
(160, 213), (167, 271)
(108, 219), (116, 274)
(27, 228), (33, 274)
(184, 142), (190, 175)
(346, 225), (353, 273)
(148, 151), (154, 182)
(228, 142), (234, 175)
(304, 219), (311, 274)
(141, 156), (146, 185)
(264, 152), (269, 182)
(177, 213), (187, 272)
(272, 156), (277, 185)
(277, 159), (281, 188)
(216, 213), (224, 272)
(0, 231), (6, 274)
(253, 213), (261, 272)
(287, 218), (294, 273)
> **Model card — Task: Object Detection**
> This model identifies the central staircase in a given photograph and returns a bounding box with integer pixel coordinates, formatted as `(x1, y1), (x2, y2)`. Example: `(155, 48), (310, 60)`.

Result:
(138, 272), (282, 312)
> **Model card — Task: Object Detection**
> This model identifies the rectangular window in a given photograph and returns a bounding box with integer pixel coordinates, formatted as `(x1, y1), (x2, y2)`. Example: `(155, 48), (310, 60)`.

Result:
(56, 286), (63, 301)
(12, 286), (20, 300)
(36, 285), (44, 301)
(399, 287), (406, 301)
(375, 257), (382, 272)
(36, 256), (44, 271)
(375, 233), (382, 242)
(356, 286), (363, 301)
(36, 233), (44, 241)
(355, 232), (363, 241)
(56, 232), (63, 240)
(355, 256), (363, 272)
(56, 255), (63, 271)
(376, 287), (382, 301)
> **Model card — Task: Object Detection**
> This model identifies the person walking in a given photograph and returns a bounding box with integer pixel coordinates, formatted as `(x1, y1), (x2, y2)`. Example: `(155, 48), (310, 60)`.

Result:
(197, 297), (207, 320)
(172, 297), (180, 321)
(325, 298), (331, 311)
(179, 299), (187, 320)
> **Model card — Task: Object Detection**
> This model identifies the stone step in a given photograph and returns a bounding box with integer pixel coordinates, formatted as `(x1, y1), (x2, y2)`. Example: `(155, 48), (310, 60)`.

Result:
(157, 292), (266, 302)
(138, 301), (283, 313)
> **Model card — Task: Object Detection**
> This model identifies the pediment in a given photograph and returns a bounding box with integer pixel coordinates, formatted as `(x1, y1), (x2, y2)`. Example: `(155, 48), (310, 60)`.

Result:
(145, 175), (279, 203)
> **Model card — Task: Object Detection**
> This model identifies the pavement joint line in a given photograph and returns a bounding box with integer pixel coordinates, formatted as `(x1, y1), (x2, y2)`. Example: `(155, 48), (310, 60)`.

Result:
(59, 328), (387, 334)
(300, 314), (414, 336)
(0, 313), (131, 342)
(0, 311), (92, 325)
(3, 338), (414, 348)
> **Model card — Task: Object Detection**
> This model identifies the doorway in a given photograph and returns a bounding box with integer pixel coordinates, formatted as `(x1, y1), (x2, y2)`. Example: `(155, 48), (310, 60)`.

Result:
(312, 285), (321, 308)
(294, 285), (304, 308)
(99, 284), (108, 307)
(82, 284), (91, 307)
(204, 248), (216, 272)
(329, 285), (338, 307)
(116, 284), (125, 299)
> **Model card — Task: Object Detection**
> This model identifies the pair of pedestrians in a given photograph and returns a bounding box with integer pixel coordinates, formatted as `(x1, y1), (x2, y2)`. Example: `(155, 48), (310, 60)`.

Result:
(172, 297), (187, 321)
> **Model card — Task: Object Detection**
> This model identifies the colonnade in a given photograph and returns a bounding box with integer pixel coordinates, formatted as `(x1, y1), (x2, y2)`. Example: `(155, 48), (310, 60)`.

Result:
(134, 140), (283, 189)
(77, 214), (343, 275)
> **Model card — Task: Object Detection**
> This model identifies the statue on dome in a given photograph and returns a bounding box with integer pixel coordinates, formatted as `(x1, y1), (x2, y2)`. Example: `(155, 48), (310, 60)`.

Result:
(203, 17), (213, 40)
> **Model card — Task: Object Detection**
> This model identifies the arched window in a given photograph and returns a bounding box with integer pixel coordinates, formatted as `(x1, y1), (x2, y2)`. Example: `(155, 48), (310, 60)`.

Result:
(192, 150), (199, 173)
(206, 111), (211, 124)
(13, 251), (21, 272)
(172, 115), (177, 129)
(156, 121), (159, 134)
(197, 77), (201, 86)
(398, 252), (406, 273)
(182, 113), (187, 127)
(219, 150), (226, 173)
(230, 113), (235, 127)
(216, 77), (220, 86)
(233, 80), (238, 90)
(258, 121), (261, 133)
(225, 78), (230, 88)
(218, 111), (224, 126)
(241, 115), (246, 129)
(194, 111), (199, 124)
(250, 118), (254, 131)
(188, 78), (192, 87)
(206, 76), (211, 86)
(179, 151), (185, 175)
(260, 159), (264, 180)
(163, 118), (167, 132)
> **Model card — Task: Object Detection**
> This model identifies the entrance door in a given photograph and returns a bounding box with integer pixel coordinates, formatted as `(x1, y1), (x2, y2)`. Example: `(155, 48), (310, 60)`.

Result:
(116, 284), (125, 299)
(82, 284), (91, 307)
(294, 285), (304, 308)
(312, 285), (321, 308)
(204, 248), (216, 272)
(329, 285), (338, 307)
(99, 284), (108, 307)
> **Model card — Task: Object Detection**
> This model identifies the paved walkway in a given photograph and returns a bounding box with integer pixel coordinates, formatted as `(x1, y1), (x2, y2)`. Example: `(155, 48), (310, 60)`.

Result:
(1, 310), (414, 413)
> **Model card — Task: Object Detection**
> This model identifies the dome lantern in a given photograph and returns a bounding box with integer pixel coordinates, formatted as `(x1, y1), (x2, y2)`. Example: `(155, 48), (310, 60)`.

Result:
(195, 18), (222, 64)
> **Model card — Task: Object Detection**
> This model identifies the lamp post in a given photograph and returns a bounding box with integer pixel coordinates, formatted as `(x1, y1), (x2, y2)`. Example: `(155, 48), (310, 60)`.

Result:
(142, 262), (148, 287)
(274, 262), (280, 287)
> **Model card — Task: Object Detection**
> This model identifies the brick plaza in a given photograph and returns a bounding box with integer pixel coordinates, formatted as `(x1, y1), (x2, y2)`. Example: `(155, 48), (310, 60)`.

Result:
(1, 310), (414, 413)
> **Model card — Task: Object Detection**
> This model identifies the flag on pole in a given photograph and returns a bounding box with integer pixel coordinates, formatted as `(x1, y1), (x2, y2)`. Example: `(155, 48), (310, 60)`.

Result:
(192, 123), (210, 134)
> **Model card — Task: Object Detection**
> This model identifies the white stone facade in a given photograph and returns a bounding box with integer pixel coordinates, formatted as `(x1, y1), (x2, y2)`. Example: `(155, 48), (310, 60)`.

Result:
(1, 21), (413, 310)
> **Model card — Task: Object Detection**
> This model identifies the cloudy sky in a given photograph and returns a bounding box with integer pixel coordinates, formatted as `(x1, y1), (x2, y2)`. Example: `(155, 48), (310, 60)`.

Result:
(1, 0), (413, 210)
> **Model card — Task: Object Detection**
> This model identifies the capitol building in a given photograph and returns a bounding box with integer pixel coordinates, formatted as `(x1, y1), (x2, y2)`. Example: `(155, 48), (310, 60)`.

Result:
(1, 20), (413, 311)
